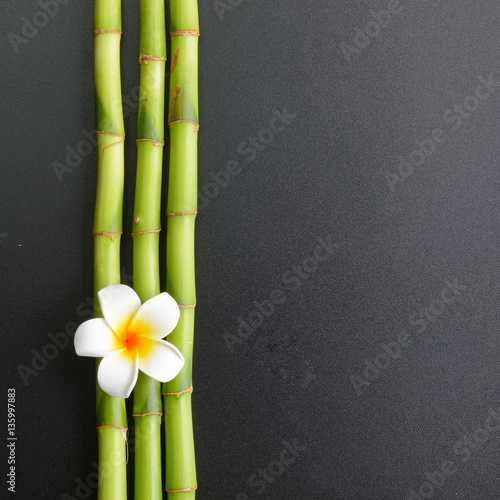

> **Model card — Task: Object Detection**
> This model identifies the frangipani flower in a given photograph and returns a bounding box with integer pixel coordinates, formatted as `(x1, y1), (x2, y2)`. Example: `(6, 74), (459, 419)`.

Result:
(74, 284), (184, 398)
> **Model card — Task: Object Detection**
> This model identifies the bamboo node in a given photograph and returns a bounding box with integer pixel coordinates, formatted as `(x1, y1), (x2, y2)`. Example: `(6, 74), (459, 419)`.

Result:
(179, 302), (196, 309)
(95, 130), (125, 137)
(132, 411), (163, 418)
(168, 87), (200, 132)
(92, 231), (123, 237)
(131, 228), (161, 237)
(93, 29), (122, 37)
(139, 52), (167, 65)
(166, 210), (198, 217)
(165, 486), (198, 493)
(135, 138), (165, 147)
(162, 384), (193, 396)
(96, 424), (128, 430)
(168, 119), (200, 132)
(102, 137), (125, 158)
(170, 30), (200, 37)
(96, 425), (128, 443)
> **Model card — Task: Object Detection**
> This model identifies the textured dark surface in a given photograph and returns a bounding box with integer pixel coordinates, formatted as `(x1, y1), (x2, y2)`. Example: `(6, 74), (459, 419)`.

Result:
(2, 1), (500, 499)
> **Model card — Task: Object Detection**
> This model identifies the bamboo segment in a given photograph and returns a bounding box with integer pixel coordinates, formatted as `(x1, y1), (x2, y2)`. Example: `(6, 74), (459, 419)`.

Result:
(132, 0), (167, 499)
(93, 1), (127, 499)
(162, 0), (199, 497)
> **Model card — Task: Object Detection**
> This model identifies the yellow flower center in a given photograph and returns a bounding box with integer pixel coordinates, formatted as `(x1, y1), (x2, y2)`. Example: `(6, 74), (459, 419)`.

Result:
(116, 322), (151, 358)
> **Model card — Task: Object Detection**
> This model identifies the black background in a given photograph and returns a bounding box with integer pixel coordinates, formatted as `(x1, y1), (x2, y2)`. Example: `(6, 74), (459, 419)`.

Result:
(2, 1), (500, 499)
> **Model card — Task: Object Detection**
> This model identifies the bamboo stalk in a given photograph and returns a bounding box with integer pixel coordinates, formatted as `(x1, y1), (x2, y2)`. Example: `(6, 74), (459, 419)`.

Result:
(131, 0), (167, 498)
(93, 1), (127, 499)
(162, 0), (199, 497)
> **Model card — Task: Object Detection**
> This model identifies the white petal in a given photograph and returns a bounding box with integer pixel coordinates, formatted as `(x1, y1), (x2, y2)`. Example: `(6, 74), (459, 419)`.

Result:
(137, 337), (185, 383)
(98, 285), (141, 337)
(128, 292), (180, 340)
(74, 318), (123, 357)
(97, 349), (139, 399)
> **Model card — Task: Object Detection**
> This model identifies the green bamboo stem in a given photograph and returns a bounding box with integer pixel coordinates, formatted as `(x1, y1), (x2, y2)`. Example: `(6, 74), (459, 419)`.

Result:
(93, 1), (127, 499)
(162, 0), (199, 497)
(132, 0), (166, 498)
